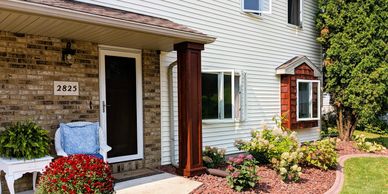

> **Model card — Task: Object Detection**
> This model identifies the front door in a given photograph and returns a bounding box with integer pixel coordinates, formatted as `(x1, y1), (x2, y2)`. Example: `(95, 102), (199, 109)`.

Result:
(99, 47), (143, 163)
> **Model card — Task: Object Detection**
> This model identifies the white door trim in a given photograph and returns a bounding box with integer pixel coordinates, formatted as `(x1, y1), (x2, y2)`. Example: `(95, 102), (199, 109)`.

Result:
(99, 45), (144, 163)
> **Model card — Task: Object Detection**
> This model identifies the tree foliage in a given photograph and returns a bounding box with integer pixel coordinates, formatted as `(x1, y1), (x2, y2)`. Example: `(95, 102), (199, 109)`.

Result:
(316, 0), (388, 139)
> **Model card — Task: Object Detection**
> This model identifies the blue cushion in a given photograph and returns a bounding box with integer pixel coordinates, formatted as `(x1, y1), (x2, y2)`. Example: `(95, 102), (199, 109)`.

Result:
(60, 122), (100, 155)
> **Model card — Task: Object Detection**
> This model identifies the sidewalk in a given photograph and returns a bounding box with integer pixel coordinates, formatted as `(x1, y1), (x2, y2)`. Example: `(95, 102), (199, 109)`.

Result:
(17, 172), (202, 194)
(115, 173), (202, 194)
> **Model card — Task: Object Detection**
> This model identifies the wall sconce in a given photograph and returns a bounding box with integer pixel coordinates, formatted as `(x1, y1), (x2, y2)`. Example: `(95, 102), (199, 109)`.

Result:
(62, 42), (76, 64)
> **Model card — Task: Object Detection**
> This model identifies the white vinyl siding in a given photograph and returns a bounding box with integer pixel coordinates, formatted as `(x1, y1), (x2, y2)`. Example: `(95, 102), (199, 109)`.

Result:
(78, 0), (321, 165)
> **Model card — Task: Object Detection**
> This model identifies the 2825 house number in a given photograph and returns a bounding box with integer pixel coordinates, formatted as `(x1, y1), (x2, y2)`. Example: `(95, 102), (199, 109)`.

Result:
(56, 85), (77, 92)
(54, 81), (79, 96)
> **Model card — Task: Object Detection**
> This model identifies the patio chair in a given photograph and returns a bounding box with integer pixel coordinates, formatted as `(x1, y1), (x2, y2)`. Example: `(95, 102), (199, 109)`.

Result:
(55, 121), (111, 162)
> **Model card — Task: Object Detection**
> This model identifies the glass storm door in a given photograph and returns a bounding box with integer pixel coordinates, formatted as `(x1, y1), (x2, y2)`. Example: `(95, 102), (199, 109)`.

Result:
(100, 48), (143, 163)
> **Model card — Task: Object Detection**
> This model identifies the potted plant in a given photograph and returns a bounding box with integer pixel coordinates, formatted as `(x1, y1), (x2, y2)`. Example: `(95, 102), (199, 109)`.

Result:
(0, 121), (51, 160)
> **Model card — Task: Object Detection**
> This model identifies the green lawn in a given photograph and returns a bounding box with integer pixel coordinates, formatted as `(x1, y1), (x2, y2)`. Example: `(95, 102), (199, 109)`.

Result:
(341, 157), (388, 194)
(354, 130), (388, 148)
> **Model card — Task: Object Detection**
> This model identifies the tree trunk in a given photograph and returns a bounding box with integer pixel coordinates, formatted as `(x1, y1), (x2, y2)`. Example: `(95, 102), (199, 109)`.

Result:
(337, 106), (358, 141)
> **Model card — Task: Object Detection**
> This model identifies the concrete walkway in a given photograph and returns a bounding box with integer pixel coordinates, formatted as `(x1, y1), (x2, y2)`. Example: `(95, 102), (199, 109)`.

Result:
(17, 173), (202, 194)
(324, 154), (388, 194)
(115, 173), (202, 194)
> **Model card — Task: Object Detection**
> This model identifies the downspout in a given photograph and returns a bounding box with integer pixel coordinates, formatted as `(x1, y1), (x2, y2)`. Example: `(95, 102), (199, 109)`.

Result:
(168, 61), (178, 167)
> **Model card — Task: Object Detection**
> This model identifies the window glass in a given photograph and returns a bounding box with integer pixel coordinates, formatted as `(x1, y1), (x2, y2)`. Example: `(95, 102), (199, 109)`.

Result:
(244, 0), (260, 11)
(234, 76), (241, 119)
(288, 0), (301, 26)
(202, 71), (242, 121)
(224, 74), (232, 119)
(202, 73), (219, 119)
(298, 82), (310, 118)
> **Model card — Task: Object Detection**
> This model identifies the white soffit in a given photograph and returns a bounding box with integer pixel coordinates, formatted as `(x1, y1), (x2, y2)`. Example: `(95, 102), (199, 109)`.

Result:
(0, 0), (215, 51)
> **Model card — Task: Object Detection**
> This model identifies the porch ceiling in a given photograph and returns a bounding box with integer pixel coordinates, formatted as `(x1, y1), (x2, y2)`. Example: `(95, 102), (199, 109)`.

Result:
(0, 0), (215, 51)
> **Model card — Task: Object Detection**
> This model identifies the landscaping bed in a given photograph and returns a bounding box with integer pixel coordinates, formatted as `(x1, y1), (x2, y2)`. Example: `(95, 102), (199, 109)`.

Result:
(337, 139), (388, 156)
(158, 138), (387, 194)
(190, 165), (335, 194)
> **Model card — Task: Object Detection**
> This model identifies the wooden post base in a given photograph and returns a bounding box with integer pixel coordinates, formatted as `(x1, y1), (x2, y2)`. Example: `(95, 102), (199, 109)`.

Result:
(177, 166), (207, 177)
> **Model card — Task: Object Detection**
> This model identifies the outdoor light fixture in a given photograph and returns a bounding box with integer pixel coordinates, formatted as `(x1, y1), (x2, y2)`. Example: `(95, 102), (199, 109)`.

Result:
(62, 42), (76, 64)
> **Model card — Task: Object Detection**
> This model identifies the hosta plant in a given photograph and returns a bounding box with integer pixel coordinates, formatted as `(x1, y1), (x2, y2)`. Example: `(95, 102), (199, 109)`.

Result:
(202, 146), (226, 168)
(226, 154), (259, 192)
(300, 138), (338, 170)
(354, 134), (386, 153)
(37, 154), (114, 194)
(0, 121), (50, 160)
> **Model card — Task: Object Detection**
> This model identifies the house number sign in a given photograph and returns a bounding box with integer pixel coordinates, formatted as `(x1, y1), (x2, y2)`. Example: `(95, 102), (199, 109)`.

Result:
(54, 81), (79, 96)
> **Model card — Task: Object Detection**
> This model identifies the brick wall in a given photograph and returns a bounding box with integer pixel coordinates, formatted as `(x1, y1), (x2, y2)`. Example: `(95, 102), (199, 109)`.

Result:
(0, 31), (100, 134)
(281, 64), (318, 130)
(0, 31), (162, 192)
(0, 31), (99, 193)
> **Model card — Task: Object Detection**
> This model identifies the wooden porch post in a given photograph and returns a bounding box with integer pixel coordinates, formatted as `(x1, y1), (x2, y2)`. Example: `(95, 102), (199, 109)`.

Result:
(174, 42), (206, 177)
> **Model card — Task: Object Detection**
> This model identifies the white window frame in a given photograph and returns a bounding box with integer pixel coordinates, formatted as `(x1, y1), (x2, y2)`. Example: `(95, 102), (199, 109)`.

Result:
(241, 0), (272, 14)
(202, 70), (243, 123)
(296, 79), (320, 121)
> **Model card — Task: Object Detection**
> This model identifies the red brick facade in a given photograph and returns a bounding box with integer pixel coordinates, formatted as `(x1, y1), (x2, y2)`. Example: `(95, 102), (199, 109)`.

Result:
(281, 64), (318, 130)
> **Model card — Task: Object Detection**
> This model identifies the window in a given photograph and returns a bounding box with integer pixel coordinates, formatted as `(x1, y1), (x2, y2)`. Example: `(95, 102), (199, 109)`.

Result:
(297, 80), (320, 121)
(202, 70), (242, 121)
(288, 0), (302, 26)
(241, 0), (272, 14)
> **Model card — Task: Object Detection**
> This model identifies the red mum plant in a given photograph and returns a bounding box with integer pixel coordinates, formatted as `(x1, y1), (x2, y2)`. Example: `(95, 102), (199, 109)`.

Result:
(36, 154), (114, 194)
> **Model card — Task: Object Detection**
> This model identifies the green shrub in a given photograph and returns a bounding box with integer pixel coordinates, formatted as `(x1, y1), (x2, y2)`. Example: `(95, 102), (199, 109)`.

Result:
(357, 116), (388, 135)
(354, 134), (386, 153)
(300, 138), (338, 170)
(235, 128), (299, 164)
(0, 121), (50, 160)
(320, 127), (339, 138)
(271, 151), (303, 182)
(226, 154), (259, 192)
(321, 111), (337, 131)
(202, 146), (226, 168)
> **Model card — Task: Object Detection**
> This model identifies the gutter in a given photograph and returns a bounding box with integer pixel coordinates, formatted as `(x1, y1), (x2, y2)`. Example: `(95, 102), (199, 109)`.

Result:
(168, 61), (178, 167)
(0, 0), (216, 44)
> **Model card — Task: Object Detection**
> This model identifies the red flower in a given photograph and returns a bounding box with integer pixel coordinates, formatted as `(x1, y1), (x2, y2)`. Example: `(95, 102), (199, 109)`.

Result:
(37, 154), (114, 193)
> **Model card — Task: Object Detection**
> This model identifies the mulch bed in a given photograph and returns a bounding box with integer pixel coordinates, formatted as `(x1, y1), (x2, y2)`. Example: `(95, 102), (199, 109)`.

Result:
(336, 140), (388, 156)
(190, 165), (335, 194)
(158, 140), (387, 194)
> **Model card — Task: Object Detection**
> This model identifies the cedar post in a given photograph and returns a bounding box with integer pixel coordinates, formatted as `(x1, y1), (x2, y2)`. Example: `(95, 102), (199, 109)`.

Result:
(174, 42), (206, 177)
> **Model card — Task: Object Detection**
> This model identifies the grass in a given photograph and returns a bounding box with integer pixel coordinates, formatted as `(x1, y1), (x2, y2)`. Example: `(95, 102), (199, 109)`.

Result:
(341, 157), (388, 194)
(354, 130), (388, 148)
